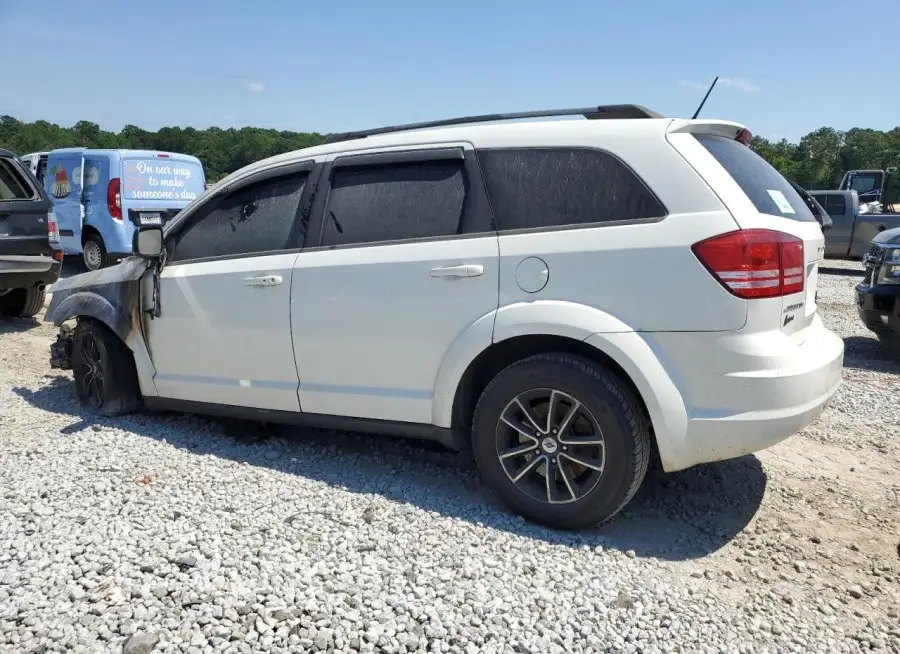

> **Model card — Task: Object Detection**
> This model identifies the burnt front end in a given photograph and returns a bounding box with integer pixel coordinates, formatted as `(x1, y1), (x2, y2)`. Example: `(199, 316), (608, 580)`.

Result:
(49, 323), (74, 370)
(856, 242), (900, 338)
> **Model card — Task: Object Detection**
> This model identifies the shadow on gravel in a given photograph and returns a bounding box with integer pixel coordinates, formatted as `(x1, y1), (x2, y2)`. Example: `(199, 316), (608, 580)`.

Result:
(15, 376), (767, 562)
(843, 336), (900, 374)
(819, 266), (864, 278)
(0, 317), (41, 334)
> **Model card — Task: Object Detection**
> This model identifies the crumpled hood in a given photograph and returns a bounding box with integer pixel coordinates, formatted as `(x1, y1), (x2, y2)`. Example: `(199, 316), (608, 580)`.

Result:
(48, 257), (149, 295)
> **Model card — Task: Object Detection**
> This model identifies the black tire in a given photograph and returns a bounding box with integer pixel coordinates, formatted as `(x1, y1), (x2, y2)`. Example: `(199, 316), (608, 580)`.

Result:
(72, 318), (142, 416)
(82, 233), (109, 271)
(471, 353), (650, 530)
(877, 332), (900, 358)
(0, 287), (46, 318)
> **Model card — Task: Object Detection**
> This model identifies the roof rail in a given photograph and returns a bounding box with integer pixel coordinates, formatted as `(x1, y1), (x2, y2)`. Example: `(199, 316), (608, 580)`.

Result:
(324, 104), (663, 144)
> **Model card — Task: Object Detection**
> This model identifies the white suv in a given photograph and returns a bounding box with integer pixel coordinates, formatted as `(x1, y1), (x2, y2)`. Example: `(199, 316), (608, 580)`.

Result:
(45, 105), (844, 529)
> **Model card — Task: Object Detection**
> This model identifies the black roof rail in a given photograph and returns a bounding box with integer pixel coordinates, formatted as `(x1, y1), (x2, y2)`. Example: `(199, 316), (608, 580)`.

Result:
(324, 104), (663, 144)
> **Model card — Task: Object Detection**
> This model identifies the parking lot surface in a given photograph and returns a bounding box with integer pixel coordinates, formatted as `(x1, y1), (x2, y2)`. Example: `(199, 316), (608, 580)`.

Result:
(0, 260), (898, 653)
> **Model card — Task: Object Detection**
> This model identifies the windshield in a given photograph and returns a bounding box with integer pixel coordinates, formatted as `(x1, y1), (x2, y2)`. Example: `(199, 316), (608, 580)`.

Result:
(695, 134), (816, 222)
(122, 158), (205, 202)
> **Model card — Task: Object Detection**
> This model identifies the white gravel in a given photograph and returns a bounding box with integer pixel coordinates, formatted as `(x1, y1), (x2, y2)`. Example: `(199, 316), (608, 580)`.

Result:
(1, 261), (898, 654)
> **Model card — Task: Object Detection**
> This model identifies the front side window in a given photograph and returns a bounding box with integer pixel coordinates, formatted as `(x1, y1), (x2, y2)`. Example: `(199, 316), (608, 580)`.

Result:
(170, 173), (307, 262)
(321, 159), (466, 247)
(477, 148), (666, 231)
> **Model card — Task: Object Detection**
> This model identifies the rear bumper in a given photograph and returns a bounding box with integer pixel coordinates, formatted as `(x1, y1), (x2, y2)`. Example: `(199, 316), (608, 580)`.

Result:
(0, 254), (62, 291)
(855, 281), (900, 336)
(642, 318), (844, 471)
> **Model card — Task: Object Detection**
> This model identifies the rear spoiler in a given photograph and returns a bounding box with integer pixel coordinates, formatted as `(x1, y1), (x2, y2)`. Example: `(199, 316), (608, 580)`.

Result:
(665, 120), (752, 145)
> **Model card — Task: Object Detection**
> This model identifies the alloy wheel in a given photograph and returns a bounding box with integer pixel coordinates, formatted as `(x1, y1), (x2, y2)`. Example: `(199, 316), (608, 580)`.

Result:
(495, 388), (606, 504)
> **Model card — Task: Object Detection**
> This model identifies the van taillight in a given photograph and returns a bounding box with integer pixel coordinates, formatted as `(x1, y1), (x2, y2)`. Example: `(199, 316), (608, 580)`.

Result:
(692, 229), (804, 299)
(735, 128), (753, 146)
(107, 178), (122, 221)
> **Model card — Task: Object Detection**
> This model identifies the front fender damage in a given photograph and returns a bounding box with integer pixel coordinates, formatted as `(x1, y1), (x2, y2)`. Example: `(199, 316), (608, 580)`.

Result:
(44, 257), (154, 370)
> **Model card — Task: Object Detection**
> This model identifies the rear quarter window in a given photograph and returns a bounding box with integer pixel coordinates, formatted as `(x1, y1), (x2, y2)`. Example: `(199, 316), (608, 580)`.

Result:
(695, 134), (816, 222)
(477, 148), (667, 231)
(0, 158), (35, 200)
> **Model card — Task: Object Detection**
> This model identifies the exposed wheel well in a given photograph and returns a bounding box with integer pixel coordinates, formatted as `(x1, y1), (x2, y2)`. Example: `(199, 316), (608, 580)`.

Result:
(81, 225), (101, 245)
(450, 334), (659, 459)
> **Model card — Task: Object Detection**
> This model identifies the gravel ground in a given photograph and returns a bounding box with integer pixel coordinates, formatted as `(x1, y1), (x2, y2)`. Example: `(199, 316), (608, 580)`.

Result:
(1, 260), (898, 654)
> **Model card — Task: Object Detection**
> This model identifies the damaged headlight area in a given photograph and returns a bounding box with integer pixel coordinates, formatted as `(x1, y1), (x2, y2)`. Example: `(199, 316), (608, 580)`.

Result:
(875, 247), (900, 285)
(49, 323), (74, 370)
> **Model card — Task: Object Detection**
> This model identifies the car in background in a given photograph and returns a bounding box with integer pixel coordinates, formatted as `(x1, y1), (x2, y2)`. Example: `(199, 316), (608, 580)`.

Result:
(788, 178), (831, 233)
(26, 148), (206, 271)
(856, 225), (900, 355)
(18, 151), (50, 185)
(0, 149), (62, 318)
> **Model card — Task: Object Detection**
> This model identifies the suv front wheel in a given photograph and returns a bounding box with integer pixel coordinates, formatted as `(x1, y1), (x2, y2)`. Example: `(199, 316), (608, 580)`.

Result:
(471, 353), (650, 530)
(72, 318), (142, 416)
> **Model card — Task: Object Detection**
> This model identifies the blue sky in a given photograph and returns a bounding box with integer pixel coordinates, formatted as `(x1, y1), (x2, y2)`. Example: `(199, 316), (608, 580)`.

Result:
(3, 0), (898, 143)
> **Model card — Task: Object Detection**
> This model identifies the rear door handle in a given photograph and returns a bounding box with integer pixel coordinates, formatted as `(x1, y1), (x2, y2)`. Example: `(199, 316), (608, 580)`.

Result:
(244, 275), (282, 287)
(429, 264), (484, 279)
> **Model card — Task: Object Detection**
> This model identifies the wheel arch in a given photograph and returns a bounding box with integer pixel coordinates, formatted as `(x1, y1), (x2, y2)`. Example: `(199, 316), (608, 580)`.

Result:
(451, 334), (652, 434)
(45, 292), (122, 339)
(81, 223), (102, 244)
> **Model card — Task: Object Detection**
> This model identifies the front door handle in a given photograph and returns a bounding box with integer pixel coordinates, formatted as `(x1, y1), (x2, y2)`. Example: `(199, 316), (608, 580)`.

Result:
(429, 264), (484, 279)
(244, 275), (282, 287)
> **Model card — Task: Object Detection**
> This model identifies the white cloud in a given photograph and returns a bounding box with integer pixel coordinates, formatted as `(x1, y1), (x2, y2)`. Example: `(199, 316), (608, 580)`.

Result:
(247, 81), (266, 93)
(679, 77), (761, 93)
(718, 77), (761, 93)
(678, 80), (709, 91)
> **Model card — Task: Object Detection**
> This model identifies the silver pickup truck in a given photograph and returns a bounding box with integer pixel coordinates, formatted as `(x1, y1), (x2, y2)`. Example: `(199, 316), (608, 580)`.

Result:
(809, 189), (900, 258)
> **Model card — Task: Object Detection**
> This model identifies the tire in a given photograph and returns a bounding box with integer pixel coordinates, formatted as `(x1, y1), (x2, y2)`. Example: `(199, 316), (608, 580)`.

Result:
(471, 353), (650, 530)
(82, 234), (108, 271)
(0, 287), (46, 318)
(72, 318), (142, 416)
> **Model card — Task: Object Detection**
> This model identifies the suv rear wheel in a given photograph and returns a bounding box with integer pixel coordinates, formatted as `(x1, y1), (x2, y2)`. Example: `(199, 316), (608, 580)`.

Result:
(72, 319), (142, 416)
(471, 353), (650, 530)
(0, 286), (46, 318)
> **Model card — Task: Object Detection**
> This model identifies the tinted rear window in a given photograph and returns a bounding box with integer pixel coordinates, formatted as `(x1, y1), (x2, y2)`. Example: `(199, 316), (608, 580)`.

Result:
(478, 148), (666, 231)
(695, 135), (815, 222)
(0, 158), (35, 200)
(122, 158), (205, 202)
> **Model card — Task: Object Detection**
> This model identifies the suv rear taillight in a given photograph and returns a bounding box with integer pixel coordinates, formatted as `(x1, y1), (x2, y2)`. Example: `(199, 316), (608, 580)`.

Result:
(107, 178), (122, 221)
(692, 229), (804, 299)
(47, 213), (59, 242)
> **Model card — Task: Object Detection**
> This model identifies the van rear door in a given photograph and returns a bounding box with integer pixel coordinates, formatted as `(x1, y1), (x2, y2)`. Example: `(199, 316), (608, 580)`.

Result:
(120, 154), (205, 228)
(44, 149), (85, 255)
(667, 122), (824, 337)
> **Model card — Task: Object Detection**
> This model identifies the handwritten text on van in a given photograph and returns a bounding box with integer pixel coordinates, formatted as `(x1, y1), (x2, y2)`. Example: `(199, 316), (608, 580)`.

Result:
(130, 161), (198, 201)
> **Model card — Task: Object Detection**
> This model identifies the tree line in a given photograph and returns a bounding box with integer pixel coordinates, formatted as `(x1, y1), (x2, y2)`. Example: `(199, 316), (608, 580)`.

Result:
(2, 115), (900, 188)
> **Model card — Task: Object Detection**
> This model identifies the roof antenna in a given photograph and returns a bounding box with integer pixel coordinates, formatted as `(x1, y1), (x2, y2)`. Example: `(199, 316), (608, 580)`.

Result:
(691, 76), (719, 119)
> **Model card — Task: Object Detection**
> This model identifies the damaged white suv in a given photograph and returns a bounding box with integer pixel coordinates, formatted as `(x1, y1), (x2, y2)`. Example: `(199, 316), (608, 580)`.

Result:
(46, 105), (843, 529)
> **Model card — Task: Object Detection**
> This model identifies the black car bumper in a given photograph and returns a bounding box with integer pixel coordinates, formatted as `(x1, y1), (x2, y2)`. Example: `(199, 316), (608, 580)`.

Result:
(855, 280), (900, 336)
(0, 254), (62, 292)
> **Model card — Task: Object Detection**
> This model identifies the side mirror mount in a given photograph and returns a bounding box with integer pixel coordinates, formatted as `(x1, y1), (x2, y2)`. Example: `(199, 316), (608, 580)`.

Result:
(132, 226), (164, 260)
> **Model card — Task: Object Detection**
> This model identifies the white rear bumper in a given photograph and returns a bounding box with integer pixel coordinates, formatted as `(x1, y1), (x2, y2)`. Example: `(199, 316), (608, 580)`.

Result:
(638, 317), (844, 471)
